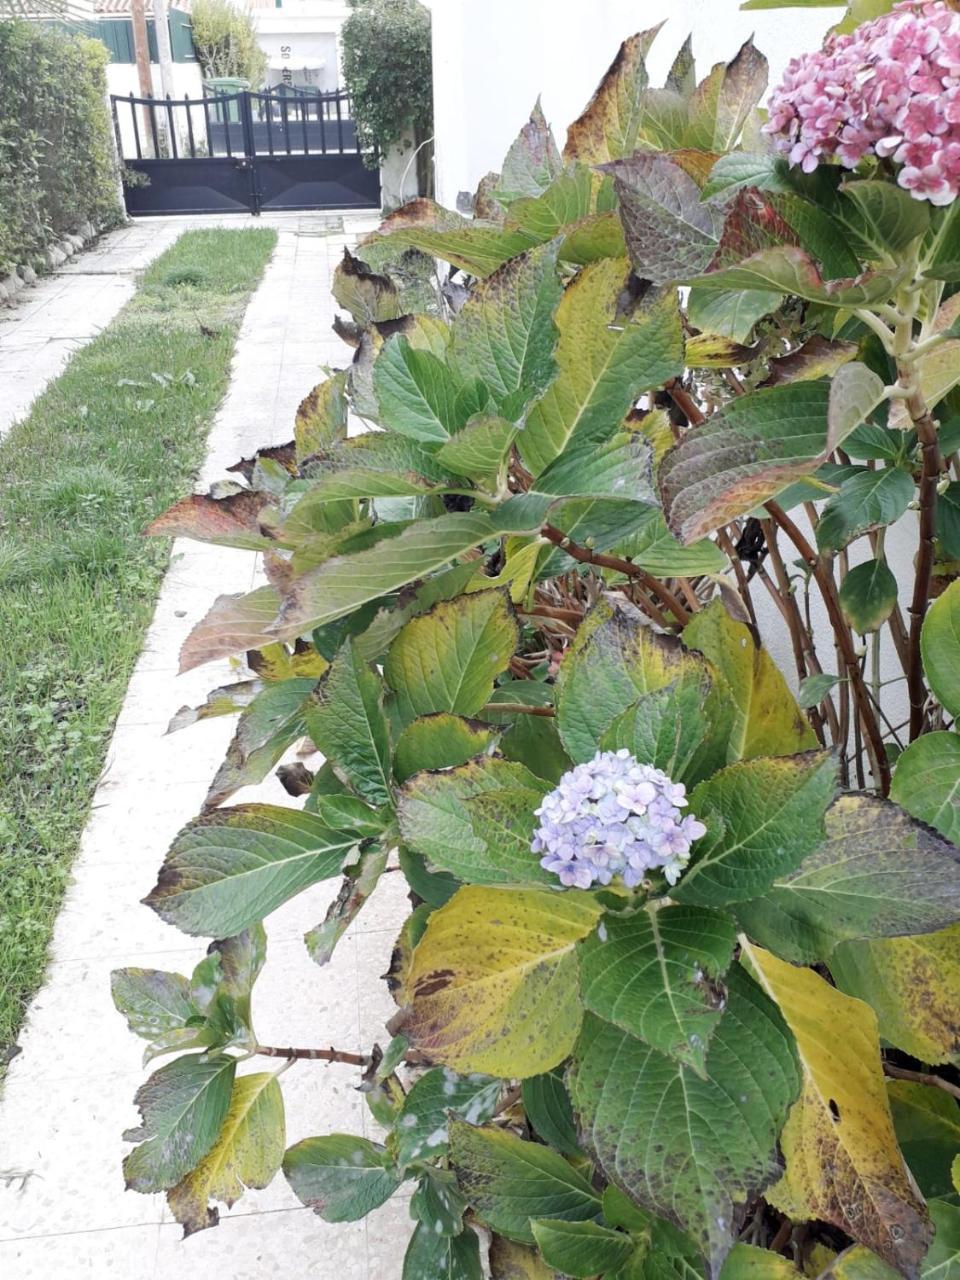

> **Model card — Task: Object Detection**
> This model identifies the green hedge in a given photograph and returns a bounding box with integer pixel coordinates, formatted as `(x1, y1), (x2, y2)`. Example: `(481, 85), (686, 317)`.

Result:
(0, 20), (123, 276)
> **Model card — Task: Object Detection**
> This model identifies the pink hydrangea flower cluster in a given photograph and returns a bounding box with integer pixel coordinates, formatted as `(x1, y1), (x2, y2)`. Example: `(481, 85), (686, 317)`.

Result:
(765, 0), (960, 205)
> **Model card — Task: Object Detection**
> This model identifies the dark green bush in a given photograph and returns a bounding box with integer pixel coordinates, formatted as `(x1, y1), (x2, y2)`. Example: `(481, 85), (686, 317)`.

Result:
(340, 0), (432, 165)
(0, 19), (122, 274)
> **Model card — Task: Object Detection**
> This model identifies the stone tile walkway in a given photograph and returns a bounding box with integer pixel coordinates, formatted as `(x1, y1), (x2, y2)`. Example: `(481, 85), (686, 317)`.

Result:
(0, 214), (414, 1276)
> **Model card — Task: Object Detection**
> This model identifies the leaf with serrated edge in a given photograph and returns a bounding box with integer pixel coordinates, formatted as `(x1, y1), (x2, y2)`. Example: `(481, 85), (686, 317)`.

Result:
(397, 757), (549, 885)
(830, 923), (960, 1066)
(304, 639), (392, 806)
(395, 885), (601, 1077)
(167, 1073), (285, 1235)
(143, 805), (360, 937)
(497, 99), (563, 202)
(816, 468), (914, 555)
(556, 595), (707, 763)
(402, 1222), (483, 1280)
(295, 370), (347, 461)
(123, 1053), (237, 1194)
(744, 943), (932, 1275)
(564, 28), (663, 166)
(736, 794), (960, 962)
(570, 965), (800, 1275)
(269, 506), (548, 638)
(180, 586), (281, 673)
(578, 903), (737, 1075)
(681, 246), (907, 306)
(673, 751), (836, 908)
(888, 1080), (960, 1200)
(519, 261), (684, 475)
(682, 601), (816, 761)
(393, 1067), (501, 1169)
(385, 589), (518, 723)
(394, 714), (495, 785)
(283, 1134), (401, 1222)
(449, 1121), (601, 1243)
(531, 1219), (634, 1278)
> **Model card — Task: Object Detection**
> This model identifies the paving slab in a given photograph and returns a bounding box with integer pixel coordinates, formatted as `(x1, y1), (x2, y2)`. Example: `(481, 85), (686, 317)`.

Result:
(0, 212), (410, 1277)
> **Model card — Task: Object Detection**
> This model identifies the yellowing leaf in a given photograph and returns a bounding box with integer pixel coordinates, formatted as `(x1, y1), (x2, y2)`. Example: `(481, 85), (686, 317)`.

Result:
(394, 885), (601, 1077)
(682, 600), (816, 760)
(167, 1073), (285, 1235)
(743, 943), (931, 1275)
(295, 371), (348, 462)
(830, 924), (960, 1066)
(564, 27), (663, 166)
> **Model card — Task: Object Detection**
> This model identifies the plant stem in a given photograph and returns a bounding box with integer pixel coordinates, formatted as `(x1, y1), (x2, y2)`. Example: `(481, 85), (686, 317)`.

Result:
(882, 1062), (960, 1102)
(254, 1044), (369, 1065)
(539, 525), (690, 626)
(767, 502), (890, 795)
(901, 379), (944, 740)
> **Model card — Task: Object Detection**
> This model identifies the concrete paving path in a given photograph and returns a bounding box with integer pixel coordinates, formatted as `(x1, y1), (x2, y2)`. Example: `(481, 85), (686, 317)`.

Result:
(0, 214), (415, 1276)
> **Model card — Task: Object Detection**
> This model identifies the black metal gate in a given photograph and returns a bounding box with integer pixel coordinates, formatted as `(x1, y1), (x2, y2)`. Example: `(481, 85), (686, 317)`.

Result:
(112, 87), (381, 216)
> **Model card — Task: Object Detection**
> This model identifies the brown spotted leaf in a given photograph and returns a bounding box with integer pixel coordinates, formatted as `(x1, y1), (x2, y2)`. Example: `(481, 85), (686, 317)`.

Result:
(294, 371), (348, 462)
(564, 27), (663, 166)
(746, 944), (932, 1277)
(332, 247), (402, 326)
(762, 336), (859, 387)
(393, 885), (601, 1077)
(146, 490), (275, 551)
(497, 99), (563, 202)
(179, 586), (281, 673)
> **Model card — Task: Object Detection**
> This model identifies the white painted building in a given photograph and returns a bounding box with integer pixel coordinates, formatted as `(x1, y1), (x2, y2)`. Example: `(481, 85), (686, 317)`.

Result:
(247, 0), (349, 92)
(421, 0), (846, 208)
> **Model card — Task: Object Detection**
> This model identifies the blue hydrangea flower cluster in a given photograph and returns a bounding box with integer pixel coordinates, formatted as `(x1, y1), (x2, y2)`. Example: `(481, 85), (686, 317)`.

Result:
(531, 749), (707, 890)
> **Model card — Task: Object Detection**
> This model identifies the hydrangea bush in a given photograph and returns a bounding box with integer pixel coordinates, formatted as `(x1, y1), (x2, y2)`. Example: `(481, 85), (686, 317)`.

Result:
(113, 4), (960, 1277)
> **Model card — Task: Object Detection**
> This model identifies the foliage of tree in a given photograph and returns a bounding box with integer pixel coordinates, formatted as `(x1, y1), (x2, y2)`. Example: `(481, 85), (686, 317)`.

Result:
(113, 11), (960, 1279)
(0, 20), (122, 274)
(189, 0), (266, 86)
(340, 0), (432, 161)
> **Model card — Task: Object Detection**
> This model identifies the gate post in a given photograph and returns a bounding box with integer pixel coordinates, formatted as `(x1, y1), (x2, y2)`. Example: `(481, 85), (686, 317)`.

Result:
(239, 91), (261, 216)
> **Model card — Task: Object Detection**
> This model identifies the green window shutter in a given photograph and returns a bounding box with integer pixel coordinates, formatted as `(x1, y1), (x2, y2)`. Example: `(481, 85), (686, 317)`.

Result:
(97, 18), (135, 64)
(169, 11), (197, 62)
(146, 17), (158, 63)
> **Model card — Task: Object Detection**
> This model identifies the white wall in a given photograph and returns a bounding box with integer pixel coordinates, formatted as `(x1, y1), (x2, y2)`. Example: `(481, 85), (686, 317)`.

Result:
(423, 0), (845, 207)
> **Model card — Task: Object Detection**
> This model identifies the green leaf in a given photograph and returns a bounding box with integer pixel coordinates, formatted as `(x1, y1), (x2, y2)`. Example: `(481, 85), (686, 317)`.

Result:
(556, 595), (707, 763)
(293, 373), (349, 462)
(449, 1121), (601, 1244)
(839, 559), (899, 634)
(673, 751), (836, 908)
(396, 885), (601, 1077)
(166, 1072), (285, 1235)
(385, 589), (518, 723)
(370, 202), (537, 278)
(144, 805), (360, 937)
(560, 210), (627, 265)
(687, 285), (783, 343)
(701, 152), (791, 201)
(304, 843), (388, 966)
(604, 152), (723, 285)
(720, 1244), (800, 1277)
(936, 482), (960, 561)
(840, 181), (930, 256)
(659, 381), (853, 545)
(411, 1166), (467, 1238)
(394, 714), (495, 785)
(682, 601), (817, 761)
(496, 99), (563, 203)
(270, 505), (547, 638)
(830, 924), (960, 1065)
(111, 969), (197, 1043)
(563, 27), (662, 166)
(925, 1201), (960, 1279)
(374, 335), (477, 444)
(123, 1053), (237, 1194)
(616, 507), (727, 577)
(816, 468), (914, 554)
(578, 903), (737, 1075)
(531, 1219), (634, 1278)
(393, 1067), (501, 1169)
(507, 168), (595, 253)
(798, 672), (841, 709)
(205, 676), (318, 808)
(436, 415), (517, 482)
(397, 756), (549, 886)
(570, 966), (800, 1275)
(449, 242), (561, 417)
(519, 261), (684, 475)
(686, 38), (768, 152)
(402, 1222), (483, 1280)
(535, 432), (656, 504)
(888, 1080), (960, 1200)
(499, 707), (572, 786)
(283, 1135), (401, 1223)
(600, 672), (729, 789)
(735, 793), (960, 962)
(681, 246), (907, 307)
(304, 639), (392, 806)
(891, 732), (960, 845)
(398, 846), (461, 908)
(921, 580), (960, 717)
(520, 1070), (582, 1157)
(923, 200), (960, 283)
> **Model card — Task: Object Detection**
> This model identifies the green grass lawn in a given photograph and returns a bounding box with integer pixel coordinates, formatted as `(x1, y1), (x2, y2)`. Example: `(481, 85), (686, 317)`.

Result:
(0, 227), (277, 1068)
